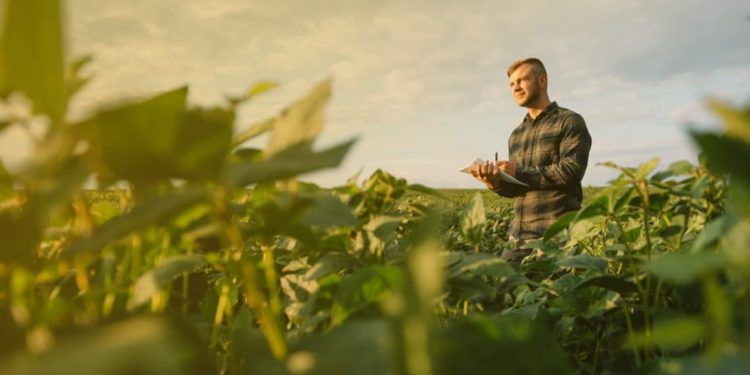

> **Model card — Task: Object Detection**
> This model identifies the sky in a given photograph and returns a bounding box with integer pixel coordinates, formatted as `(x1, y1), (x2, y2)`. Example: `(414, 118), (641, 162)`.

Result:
(2, 0), (749, 188)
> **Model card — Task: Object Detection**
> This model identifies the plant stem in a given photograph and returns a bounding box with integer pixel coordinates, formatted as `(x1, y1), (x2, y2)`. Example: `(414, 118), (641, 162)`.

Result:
(262, 242), (282, 317)
(623, 304), (642, 367)
(212, 186), (287, 359)
(640, 189), (653, 359)
(210, 280), (230, 347)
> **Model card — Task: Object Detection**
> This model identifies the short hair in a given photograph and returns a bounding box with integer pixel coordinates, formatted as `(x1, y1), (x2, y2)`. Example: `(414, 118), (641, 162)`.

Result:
(507, 58), (547, 77)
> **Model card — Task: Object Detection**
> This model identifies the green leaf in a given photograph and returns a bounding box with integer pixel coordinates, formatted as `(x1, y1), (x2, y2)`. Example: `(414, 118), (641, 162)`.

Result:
(543, 211), (576, 241)
(598, 161), (635, 179)
(405, 234), (445, 309)
(228, 308), (285, 374)
(305, 253), (350, 281)
(65, 54), (93, 101)
(128, 255), (206, 310)
(64, 188), (207, 256)
(460, 192), (486, 246)
(299, 194), (357, 229)
(1, 0), (66, 123)
(89, 201), (120, 224)
(267, 78), (332, 155)
(232, 117), (274, 147)
(634, 158), (660, 180)
(435, 316), (572, 374)
(231, 147), (263, 162)
(644, 251), (728, 285)
(0, 317), (213, 375)
(690, 175), (709, 199)
(292, 320), (393, 375)
(708, 100), (750, 144)
(88, 87), (188, 183)
(331, 266), (403, 326)
(668, 160), (695, 176)
(226, 80), (278, 107)
(573, 194), (608, 221)
(176, 106), (233, 180)
(626, 317), (706, 351)
(651, 356), (750, 375)
(658, 224), (683, 238)
(0, 210), (40, 265)
(362, 215), (402, 250)
(613, 187), (635, 213)
(574, 275), (638, 295)
(87, 92), (234, 182)
(447, 253), (518, 279)
(556, 254), (607, 271)
(0, 159), (14, 200)
(224, 139), (355, 187)
(692, 132), (750, 187)
(568, 218), (599, 244)
(651, 160), (694, 182)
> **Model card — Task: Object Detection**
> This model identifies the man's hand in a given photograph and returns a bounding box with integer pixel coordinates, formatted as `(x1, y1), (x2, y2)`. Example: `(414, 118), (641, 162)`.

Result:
(498, 161), (516, 177)
(470, 161), (516, 190)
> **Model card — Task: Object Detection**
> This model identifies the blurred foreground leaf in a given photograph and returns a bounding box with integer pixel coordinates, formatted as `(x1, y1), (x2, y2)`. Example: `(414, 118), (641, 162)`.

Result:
(224, 139), (355, 187)
(645, 251), (727, 285)
(87, 88), (233, 183)
(266, 79), (331, 155)
(650, 356), (750, 375)
(1, 0), (66, 123)
(708, 100), (750, 144)
(87, 87), (188, 183)
(290, 319), (393, 375)
(692, 132), (750, 188)
(434, 316), (572, 375)
(0, 159), (13, 200)
(0, 211), (39, 264)
(1, 317), (213, 375)
(575, 275), (638, 295)
(626, 317), (706, 351)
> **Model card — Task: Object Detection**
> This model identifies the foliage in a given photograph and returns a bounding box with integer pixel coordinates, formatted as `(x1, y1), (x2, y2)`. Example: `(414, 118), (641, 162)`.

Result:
(1, 1), (750, 374)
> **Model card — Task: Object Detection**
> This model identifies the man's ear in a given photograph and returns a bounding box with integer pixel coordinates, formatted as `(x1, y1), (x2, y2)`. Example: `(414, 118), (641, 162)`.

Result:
(539, 74), (548, 90)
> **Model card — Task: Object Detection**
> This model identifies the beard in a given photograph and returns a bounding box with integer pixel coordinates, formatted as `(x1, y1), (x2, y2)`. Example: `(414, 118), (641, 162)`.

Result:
(515, 84), (540, 107)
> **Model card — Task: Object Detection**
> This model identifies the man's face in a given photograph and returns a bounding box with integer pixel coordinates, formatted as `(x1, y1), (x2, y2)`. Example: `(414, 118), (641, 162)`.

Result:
(508, 64), (544, 107)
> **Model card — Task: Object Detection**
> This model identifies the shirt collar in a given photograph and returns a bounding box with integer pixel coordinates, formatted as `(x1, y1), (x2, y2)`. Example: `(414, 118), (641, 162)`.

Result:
(523, 101), (558, 123)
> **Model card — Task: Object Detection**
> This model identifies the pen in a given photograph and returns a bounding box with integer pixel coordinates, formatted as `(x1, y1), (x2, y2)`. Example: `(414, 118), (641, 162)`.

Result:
(495, 152), (498, 162)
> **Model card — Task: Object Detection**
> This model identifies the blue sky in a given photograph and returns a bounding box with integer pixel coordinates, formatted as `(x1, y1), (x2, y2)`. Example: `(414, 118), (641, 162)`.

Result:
(2, 0), (748, 188)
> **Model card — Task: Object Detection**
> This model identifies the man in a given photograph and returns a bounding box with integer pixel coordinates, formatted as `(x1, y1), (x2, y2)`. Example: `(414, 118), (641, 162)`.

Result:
(471, 58), (592, 264)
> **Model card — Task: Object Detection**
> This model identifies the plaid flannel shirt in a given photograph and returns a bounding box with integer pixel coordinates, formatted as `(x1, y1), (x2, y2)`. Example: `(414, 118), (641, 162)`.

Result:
(493, 102), (592, 240)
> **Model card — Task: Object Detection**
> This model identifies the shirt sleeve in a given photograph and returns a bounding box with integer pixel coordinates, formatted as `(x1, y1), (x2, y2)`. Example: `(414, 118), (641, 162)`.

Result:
(514, 114), (592, 189)
(491, 128), (528, 198)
